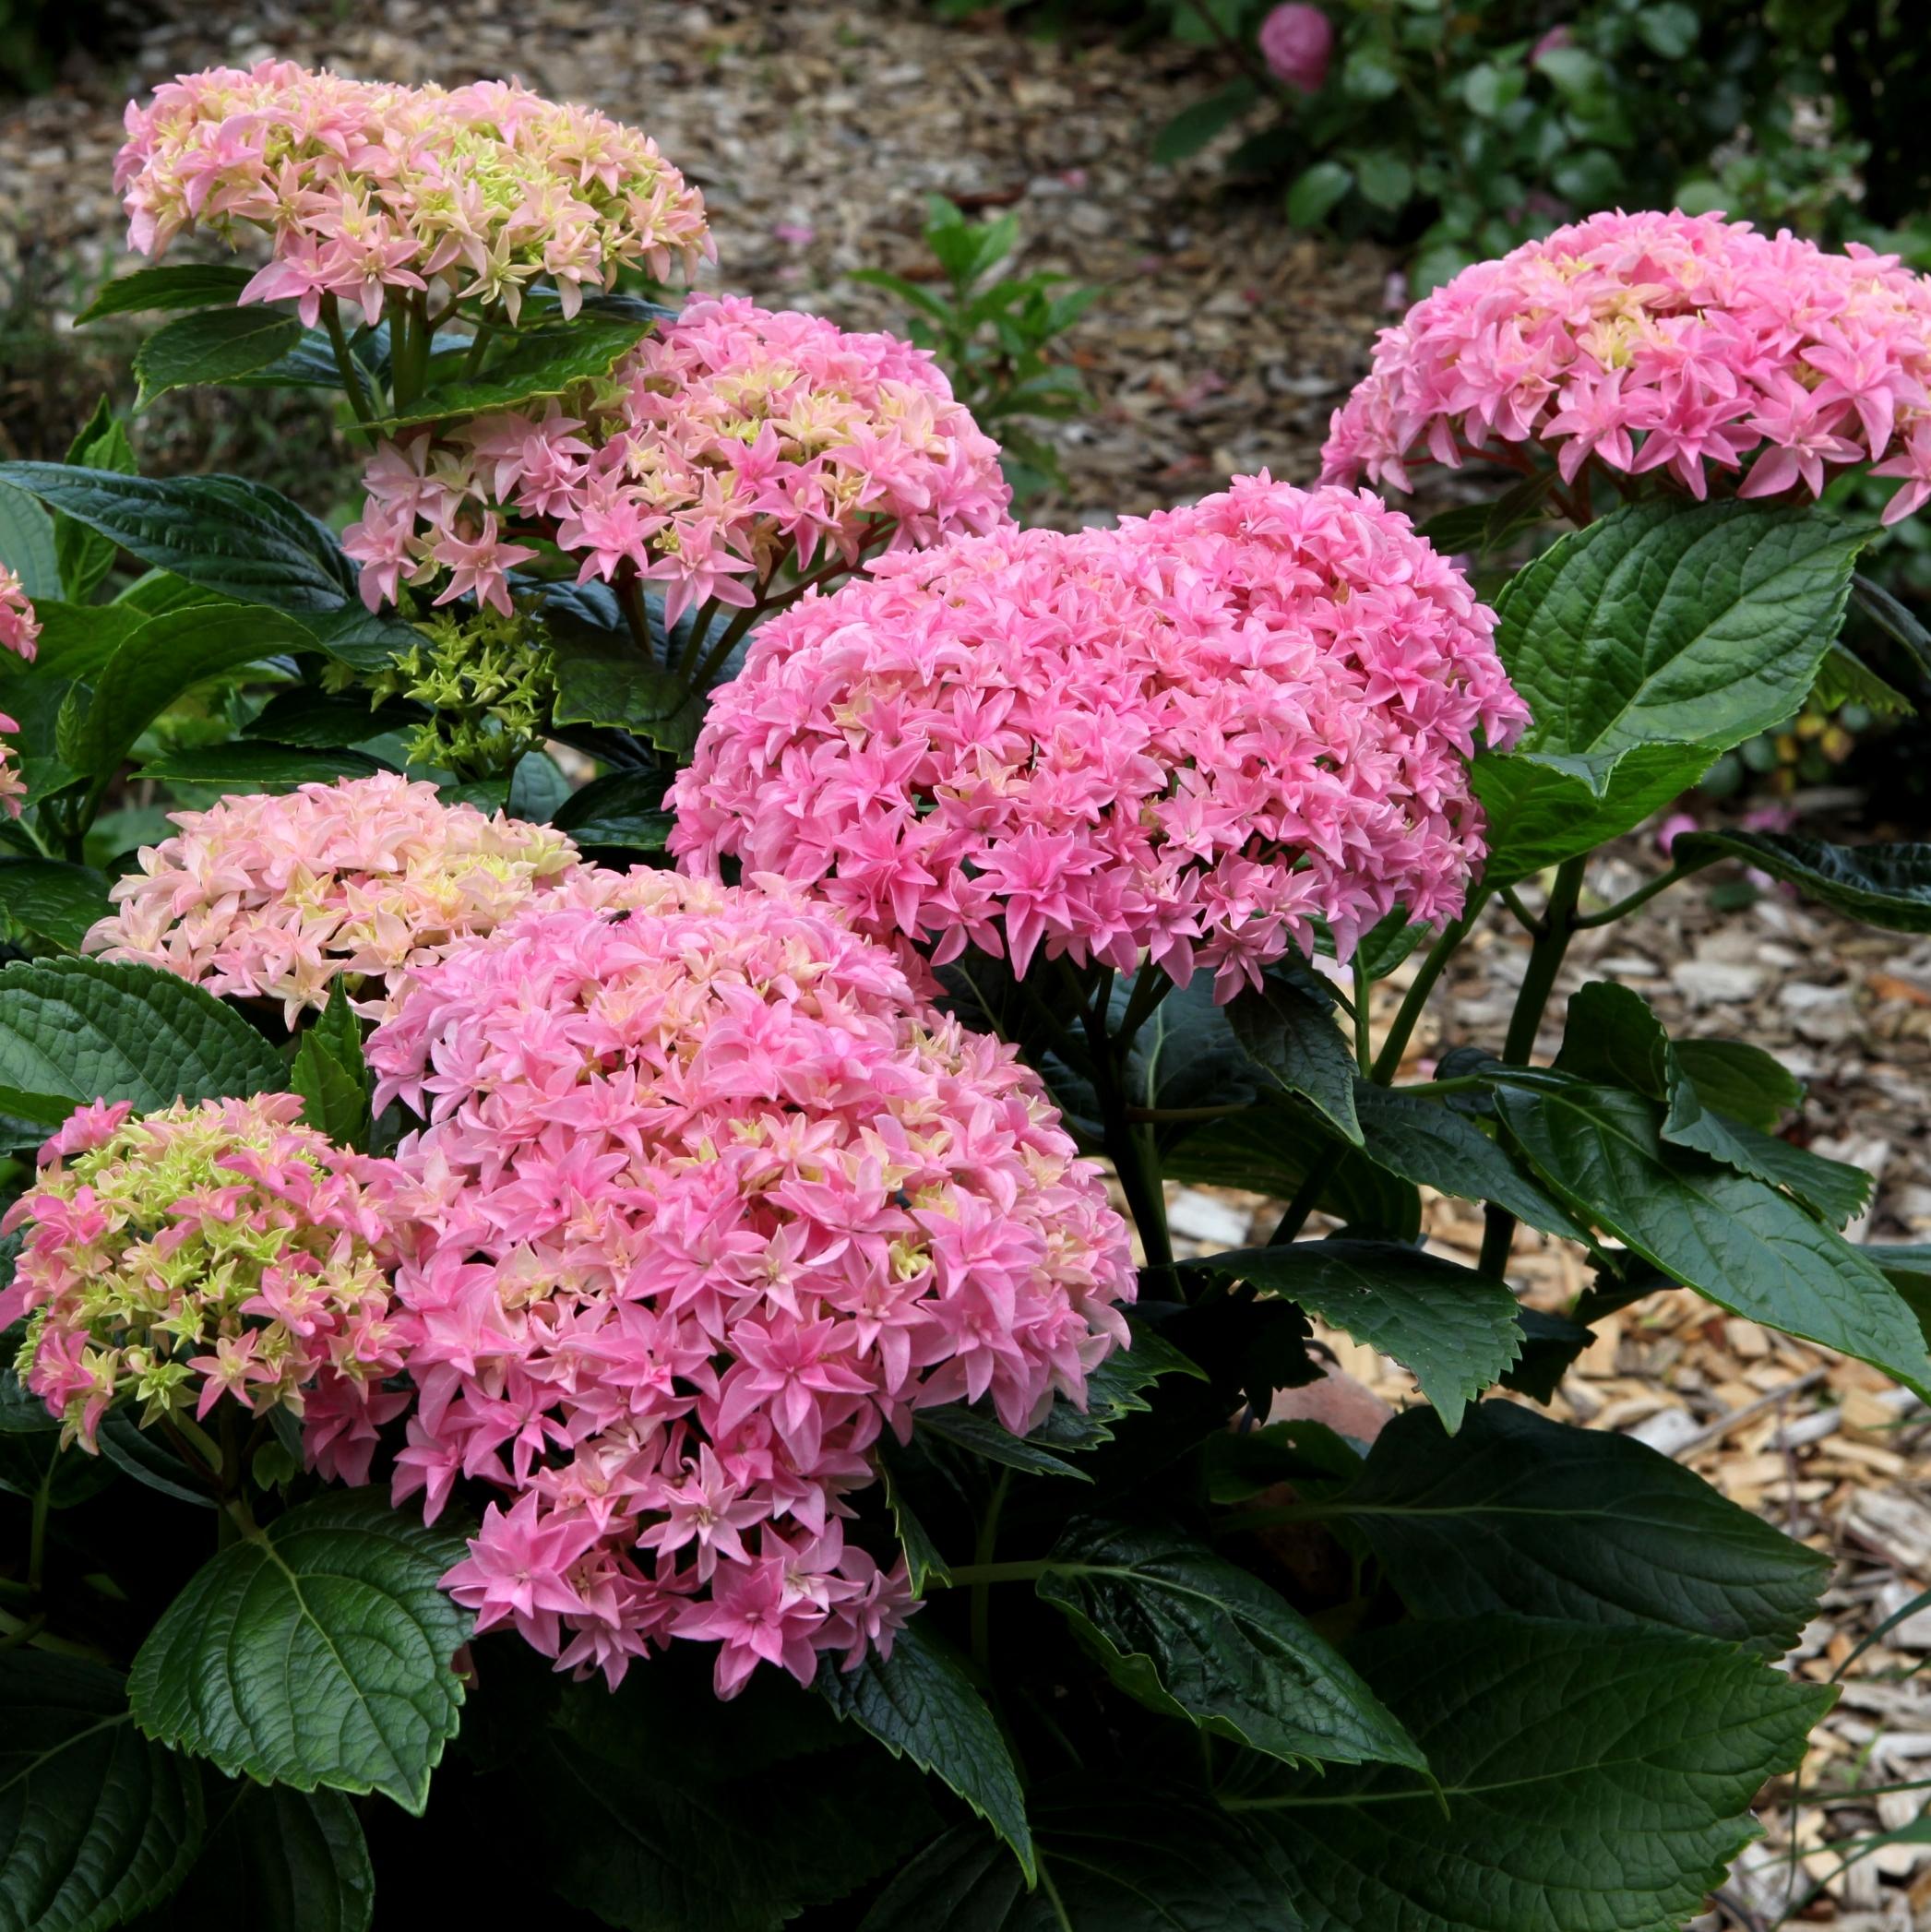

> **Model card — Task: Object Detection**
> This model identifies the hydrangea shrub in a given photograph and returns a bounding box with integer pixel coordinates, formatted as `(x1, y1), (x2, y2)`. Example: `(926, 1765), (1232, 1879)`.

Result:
(1, 67), (1928, 1932)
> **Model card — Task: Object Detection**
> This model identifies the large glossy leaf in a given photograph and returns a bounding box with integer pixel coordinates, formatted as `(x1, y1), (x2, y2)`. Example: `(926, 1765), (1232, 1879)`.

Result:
(369, 310), (656, 432)
(1164, 1108), (1422, 1241)
(0, 1655), (203, 1932)
(1234, 1616), (1831, 1932)
(127, 1488), (470, 1813)
(0, 468), (354, 614)
(1497, 497), (1865, 757)
(548, 626), (704, 758)
(1495, 1078), (1930, 1392)
(0, 958), (284, 1120)
(1673, 1037), (1802, 1130)
(0, 483), (59, 602)
(817, 1622), (1032, 1879)
(289, 993), (371, 1151)
(132, 1783), (372, 1932)
(1352, 1079), (1586, 1238)
(66, 605), (318, 780)
(1036, 1520), (1424, 1773)
(76, 264), (254, 324)
(1676, 829), (1931, 931)
(861, 1789), (1287, 1932)
(56, 400), (136, 604)
(134, 308), (305, 405)
(0, 861), (112, 953)
(0, 1428), (117, 1508)
(1197, 1241), (1521, 1431)
(1223, 968), (1360, 1143)
(136, 744), (389, 792)
(550, 769), (673, 852)
(1337, 1403), (1828, 1653)
(1470, 742), (1715, 884)
(916, 1402), (1089, 1481)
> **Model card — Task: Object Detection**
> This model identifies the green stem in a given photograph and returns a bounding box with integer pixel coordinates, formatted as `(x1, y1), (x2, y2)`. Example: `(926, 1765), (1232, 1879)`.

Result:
(321, 296), (378, 434)
(942, 1557), (1053, 1590)
(1572, 856), (1710, 929)
(1066, 961), (1173, 1276)
(1267, 1155), (1336, 1247)
(0, 1612), (46, 1652)
(1497, 884), (1544, 933)
(1367, 889), (1487, 1086)
(970, 1469), (1012, 1676)
(1478, 854), (1586, 1277)
(1352, 956), (1373, 1076)
(614, 573), (657, 662)
(1114, 960), (1174, 1055)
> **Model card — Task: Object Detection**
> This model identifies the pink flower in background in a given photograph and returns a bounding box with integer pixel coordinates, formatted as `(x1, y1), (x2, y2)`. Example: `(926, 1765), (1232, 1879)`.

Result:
(1320, 210), (1931, 524)
(366, 873), (1133, 1693)
(0, 567), (40, 662)
(345, 296), (1010, 626)
(114, 62), (711, 326)
(0, 1093), (403, 1478)
(1258, 4), (1333, 94)
(671, 474), (1527, 998)
(1529, 25), (1575, 63)
(85, 772), (582, 1022)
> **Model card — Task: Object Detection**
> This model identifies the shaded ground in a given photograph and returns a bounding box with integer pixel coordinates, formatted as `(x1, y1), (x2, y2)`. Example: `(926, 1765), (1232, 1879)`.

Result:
(6, 4), (1931, 1922)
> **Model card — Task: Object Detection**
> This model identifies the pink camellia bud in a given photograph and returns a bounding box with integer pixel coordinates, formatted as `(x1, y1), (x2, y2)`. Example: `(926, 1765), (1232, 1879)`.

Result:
(1258, 4), (1333, 95)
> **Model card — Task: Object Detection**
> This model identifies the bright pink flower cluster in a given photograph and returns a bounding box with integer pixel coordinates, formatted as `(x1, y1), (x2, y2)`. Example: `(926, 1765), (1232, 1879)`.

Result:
(365, 873), (1133, 1694)
(86, 773), (581, 1023)
(114, 61), (711, 327)
(0, 566), (38, 818)
(1320, 209), (1931, 522)
(670, 475), (1527, 996)
(0, 1093), (403, 1482)
(342, 295), (1011, 625)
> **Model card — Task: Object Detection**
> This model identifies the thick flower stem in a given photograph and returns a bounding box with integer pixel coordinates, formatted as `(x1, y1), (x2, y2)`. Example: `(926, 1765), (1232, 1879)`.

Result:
(321, 295), (378, 435)
(1368, 888), (1488, 1086)
(1067, 963), (1174, 1278)
(1478, 854), (1586, 1277)
(615, 572), (657, 662)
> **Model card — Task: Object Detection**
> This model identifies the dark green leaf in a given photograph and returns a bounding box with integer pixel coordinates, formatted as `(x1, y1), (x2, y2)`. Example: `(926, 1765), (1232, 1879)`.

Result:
(1037, 1519), (1424, 1772)
(76, 264), (255, 324)
(0, 468), (354, 614)
(0, 1430), (117, 1508)
(1495, 1079), (1930, 1392)
(0, 483), (59, 602)
(1197, 1241), (1522, 1432)
(878, 1445), (949, 1593)
(1152, 80), (1259, 165)
(1815, 642), (1914, 716)
(1353, 1080), (1586, 1239)
(1501, 1306), (1595, 1402)
(1850, 570), (1931, 680)
(1338, 1402), (1829, 1652)
(290, 994), (370, 1151)
(0, 957), (284, 1118)
(1471, 742), (1716, 885)
(134, 308), (305, 406)
(1223, 970), (1361, 1144)
(817, 1622), (1032, 1878)
(133, 1783), (372, 1932)
(1674, 1037), (1803, 1130)
(548, 626), (703, 758)
(916, 1403), (1090, 1481)
(0, 861), (112, 953)
(1497, 498), (1866, 757)
(56, 400), (135, 604)
(244, 688), (425, 749)
(1033, 1318), (1206, 1453)
(1676, 829), (1931, 932)
(127, 1488), (469, 1812)
(550, 769), (673, 852)
(369, 311), (655, 433)
(1286, 161), (1353, 228)
(97, 1413), (216, 1509)
(1239, 1616), (1831, 1932)
(136, 743), (388, 792)
(0, 1655), (203, 1932)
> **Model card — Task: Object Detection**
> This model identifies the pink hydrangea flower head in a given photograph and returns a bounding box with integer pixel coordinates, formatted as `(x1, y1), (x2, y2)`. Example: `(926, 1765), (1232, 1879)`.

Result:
(0, 1092), (403, 1478)
(0, 566), (40, 663)
(0, 720), (23, 819)
(85, 772), (582, 1023)
(1258, 5), (1333, 94)
(366, 875), (1134, 1694)
(343, 295), (1012, 624)
(671, 474), (1528, 997)
(114, 63), (711, 326)
(1320, 209), (1931, 524)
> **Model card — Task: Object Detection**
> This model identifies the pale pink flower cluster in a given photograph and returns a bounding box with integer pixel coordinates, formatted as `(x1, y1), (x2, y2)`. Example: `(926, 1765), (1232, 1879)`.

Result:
(0, 1093), (403, 1483)
(671, 475), (1528, 996)
(0, 566), (38, 819)
(342, 295), (1012, 626)
(1320, 209), (1931, 523)
(85, 773), (582, 1024)
(115, 62), (710, 327)
(364, 872), (1134, 1694)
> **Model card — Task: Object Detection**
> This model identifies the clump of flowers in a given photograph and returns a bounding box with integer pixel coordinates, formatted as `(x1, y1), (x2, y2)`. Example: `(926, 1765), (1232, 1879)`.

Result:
(1320, 209), (1931, 521)
(0, 1093), (402, 1483)
(365, 875), (1134, 1694)
(114, 61), (711, 325)
(341, 295), (1012, 627)
(671, 474), (1528, 996)
(364, 606), (557, 777)
(85, 772), (581, 1023)
(1259, 5), (1333, 94)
